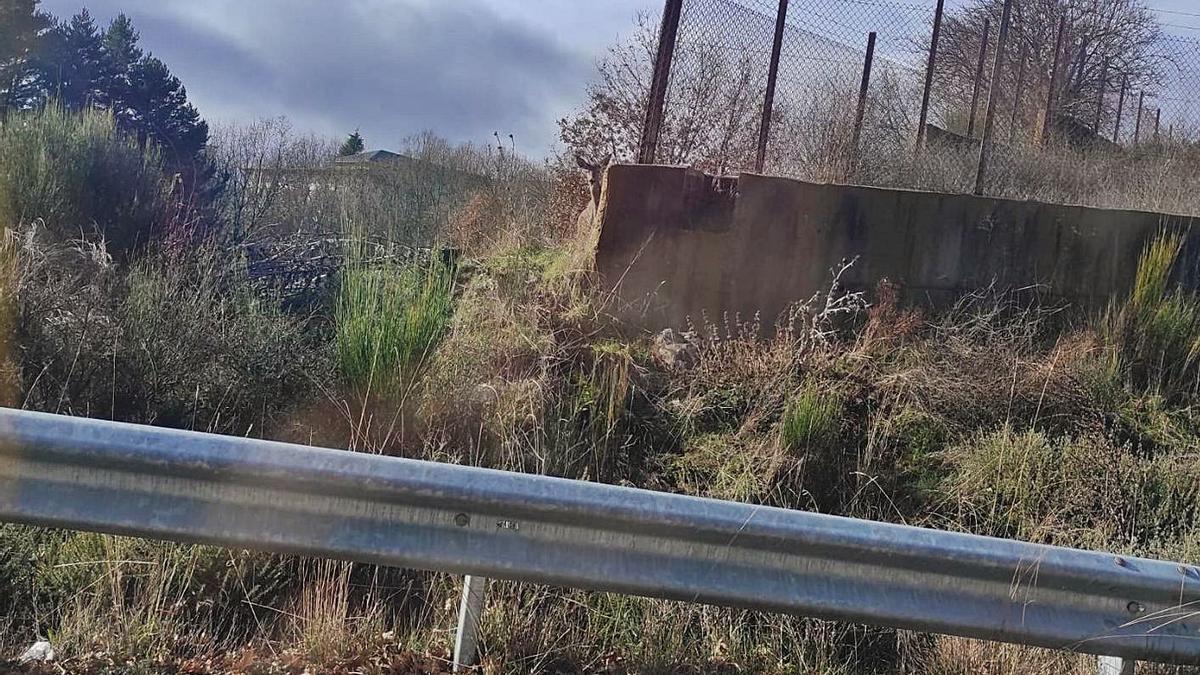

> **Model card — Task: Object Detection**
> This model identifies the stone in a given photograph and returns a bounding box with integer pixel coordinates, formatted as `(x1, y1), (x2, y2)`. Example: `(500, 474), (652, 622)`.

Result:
(651, 328), (697, 370)
(18, 641), (55, 664)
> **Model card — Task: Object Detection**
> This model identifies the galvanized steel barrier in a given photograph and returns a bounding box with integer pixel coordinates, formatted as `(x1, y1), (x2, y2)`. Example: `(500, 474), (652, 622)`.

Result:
(1, 408), (1198, 672)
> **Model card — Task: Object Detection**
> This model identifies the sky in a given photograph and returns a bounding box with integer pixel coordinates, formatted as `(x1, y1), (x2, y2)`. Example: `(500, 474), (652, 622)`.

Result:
(38, 0), (1200, 158)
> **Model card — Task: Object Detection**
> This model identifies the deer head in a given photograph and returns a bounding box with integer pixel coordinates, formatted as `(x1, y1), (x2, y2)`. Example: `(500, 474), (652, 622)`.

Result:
(574, 152), (610, 207)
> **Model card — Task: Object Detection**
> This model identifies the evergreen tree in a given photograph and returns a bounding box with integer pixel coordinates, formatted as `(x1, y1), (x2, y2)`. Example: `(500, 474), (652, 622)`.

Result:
(338, 130), (365, 156)
(0, 0), (53, 114)
(103, 14), (141, 127)
(126, 55), (208, 166)
(42, 10), (115, 110)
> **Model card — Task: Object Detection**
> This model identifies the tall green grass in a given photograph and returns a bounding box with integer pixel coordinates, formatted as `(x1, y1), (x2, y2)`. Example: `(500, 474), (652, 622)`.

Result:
(780, 380), (843, 452)
(335, 257), (455, 398)
(0, 105), (169, 256)
(1102, 230), (1200, 401)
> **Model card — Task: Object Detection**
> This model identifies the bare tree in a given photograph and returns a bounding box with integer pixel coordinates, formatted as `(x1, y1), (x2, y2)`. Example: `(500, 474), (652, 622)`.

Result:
(558, 13), (764, 173)
(932, 0), (1166, 132)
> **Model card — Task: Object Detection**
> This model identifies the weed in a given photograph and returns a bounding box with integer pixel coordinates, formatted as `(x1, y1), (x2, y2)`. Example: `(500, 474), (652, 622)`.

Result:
(780, 380), (843, 453)
(1103, 231), (1200, 401)
(335, 258), (455, 400)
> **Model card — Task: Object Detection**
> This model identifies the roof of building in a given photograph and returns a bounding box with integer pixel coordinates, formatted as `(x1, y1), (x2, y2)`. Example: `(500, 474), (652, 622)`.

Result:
(334, 149), (412, 165)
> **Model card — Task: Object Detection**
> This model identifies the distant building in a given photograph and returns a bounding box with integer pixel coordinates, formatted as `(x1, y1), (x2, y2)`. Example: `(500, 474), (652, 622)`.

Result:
(333, 149), (415, 168)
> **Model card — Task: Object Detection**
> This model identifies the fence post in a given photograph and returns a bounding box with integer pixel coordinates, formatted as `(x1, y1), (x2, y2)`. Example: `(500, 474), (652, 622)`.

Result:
(1155, 108), (1161, 141)
(1072, 36), (1090, 94)
(1092, 57), (1109, 132)
(1040, 16), (1067, 145)
(1008, 43), (1028, 143)
(967, 19), (990, 138)
(453, 575), (490, 672)
(1134, 91), (1145, 144)
(756, 0), (789, 173)
(638, 0), (684, 165)
(1113, 73), (1128, 144)
(849, 31), (877, 180)
(1097, 655), (1136, 675)
(974, 0), (1013, 195)
(914, 0), (945, 152)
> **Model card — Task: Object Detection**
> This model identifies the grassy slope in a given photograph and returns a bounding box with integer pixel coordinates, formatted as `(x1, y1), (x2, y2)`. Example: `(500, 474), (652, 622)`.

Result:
(3, 106), (1200, 674)
(4, 234), (1200, 675)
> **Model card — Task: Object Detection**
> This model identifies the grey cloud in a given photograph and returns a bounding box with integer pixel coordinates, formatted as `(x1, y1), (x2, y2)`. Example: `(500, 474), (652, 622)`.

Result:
(41, 0), (601, 154)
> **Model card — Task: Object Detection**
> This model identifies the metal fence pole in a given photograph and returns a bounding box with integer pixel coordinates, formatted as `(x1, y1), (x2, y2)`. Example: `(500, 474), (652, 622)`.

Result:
(967, 19), (990, 138)
(1155, 108), (1161, 141)
(849, 31), (877, 180)
(755, 0), (789, 173)
(638, 0), (684, 165)
(1114, 73), (1128, 144)
(1008, 43), (1028, 143)
(914, 0), (945, 152)
(1072, 37), (1090, 94)
(1098, 655), (1136, 675)
(975, 0), (1014, 195)
(453, 575), (490, 672)
(1134, 90), (1145, 144)
(1093, 57), (1109, 132)
(1041, 16), (1067, 145)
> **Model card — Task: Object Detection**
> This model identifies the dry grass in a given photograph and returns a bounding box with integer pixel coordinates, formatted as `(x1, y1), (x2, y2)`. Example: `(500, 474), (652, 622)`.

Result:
(8, 115), (1200, 674)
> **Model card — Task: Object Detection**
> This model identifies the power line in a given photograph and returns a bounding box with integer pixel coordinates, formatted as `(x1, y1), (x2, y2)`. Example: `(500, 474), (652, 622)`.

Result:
(1151, 8), (1200, 20)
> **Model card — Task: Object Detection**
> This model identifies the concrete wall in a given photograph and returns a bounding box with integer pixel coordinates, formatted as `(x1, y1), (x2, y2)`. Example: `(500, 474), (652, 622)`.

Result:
(594, 164), (1200, 333)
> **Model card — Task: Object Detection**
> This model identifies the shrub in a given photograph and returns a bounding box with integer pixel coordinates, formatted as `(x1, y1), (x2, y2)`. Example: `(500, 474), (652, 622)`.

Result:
(1102, 231), (1200, 401)
(18, 235), (324, 434)
(0, 105), (170, 257)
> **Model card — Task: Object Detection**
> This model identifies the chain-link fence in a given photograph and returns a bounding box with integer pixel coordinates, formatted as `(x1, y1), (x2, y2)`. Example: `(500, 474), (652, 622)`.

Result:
(642, 0), (1200, 201)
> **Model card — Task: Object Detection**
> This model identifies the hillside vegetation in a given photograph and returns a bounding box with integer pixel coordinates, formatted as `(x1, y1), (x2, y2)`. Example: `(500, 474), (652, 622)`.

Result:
(3, 103), (1200, 674)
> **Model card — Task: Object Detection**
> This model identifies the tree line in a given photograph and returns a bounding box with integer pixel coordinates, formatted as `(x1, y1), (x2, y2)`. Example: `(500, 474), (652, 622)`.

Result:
(0, 0), (207, 169)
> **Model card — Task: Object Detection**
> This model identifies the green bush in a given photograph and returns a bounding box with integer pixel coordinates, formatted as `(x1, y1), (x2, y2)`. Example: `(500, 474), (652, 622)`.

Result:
(0, 105), (170, 257)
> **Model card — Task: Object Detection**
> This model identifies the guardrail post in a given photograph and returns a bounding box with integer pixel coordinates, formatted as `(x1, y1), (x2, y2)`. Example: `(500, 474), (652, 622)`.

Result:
(1098, 655), (1136, 675)
(453, 575), (490, 672)
(967, 19), (990, 138)
(914, 0), (945, 152)
(755, 0), (789, 172)
(638, 0), (684, 165)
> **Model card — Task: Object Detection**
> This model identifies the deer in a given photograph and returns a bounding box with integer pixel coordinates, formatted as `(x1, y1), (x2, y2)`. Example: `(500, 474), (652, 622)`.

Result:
(574, 153), (610, 233)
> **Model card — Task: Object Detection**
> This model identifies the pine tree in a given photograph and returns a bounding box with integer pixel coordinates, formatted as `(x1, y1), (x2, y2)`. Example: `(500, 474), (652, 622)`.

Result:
(103, 14), (141, 127)
(127, 54), (208, 167)
(42, 9), (115, 110)
(0, 0), (53, 114)
(339, 130), (365, 156)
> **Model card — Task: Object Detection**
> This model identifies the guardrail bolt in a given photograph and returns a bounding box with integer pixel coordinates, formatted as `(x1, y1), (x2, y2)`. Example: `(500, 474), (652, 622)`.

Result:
(454, 513), (470, 527)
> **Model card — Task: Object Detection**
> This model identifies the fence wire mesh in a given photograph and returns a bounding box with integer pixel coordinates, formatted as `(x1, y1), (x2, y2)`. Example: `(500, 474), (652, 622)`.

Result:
(652, 0), (1200, 201)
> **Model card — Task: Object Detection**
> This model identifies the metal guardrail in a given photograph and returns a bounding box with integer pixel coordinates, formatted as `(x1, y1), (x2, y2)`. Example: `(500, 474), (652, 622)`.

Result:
(1, 408), (1198, 671)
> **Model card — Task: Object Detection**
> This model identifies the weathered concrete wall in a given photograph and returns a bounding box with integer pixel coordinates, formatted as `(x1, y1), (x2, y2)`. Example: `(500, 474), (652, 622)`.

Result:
(594, 164), (1200, 333)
